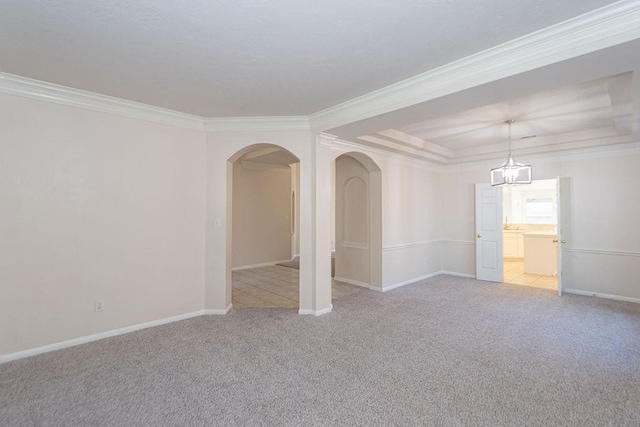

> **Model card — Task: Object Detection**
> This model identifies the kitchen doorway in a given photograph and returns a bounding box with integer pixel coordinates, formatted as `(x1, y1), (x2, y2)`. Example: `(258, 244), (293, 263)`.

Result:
(502, 179), (558, 290)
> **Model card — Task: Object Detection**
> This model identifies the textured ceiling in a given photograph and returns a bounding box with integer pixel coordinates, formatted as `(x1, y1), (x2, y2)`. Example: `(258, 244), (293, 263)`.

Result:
(0, 0), (620, 116)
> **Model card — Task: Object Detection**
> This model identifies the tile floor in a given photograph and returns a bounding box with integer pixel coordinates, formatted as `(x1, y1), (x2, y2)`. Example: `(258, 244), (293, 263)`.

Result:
(233, 261), (558, 308)
(232, 265), (364, 308)
(503, 259), (557, 290)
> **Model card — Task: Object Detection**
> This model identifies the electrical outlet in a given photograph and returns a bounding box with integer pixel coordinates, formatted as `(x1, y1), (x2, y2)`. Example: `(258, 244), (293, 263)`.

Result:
(95, 300), (105, 312)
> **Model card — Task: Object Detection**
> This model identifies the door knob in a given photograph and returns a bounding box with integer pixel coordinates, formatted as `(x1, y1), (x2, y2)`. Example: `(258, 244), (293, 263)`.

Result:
(561, 240), (566, 244)
(477, 234), (482, 238)
(552, 239), (558, 243)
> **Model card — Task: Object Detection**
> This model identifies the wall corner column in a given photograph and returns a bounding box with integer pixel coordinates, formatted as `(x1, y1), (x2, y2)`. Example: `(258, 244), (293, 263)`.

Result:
(204, 134), (232, 313)
(299, 133), (334, 315)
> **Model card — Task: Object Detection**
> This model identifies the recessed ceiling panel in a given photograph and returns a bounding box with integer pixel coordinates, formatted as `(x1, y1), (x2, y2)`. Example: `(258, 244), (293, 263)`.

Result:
(362, 72), (634, 163)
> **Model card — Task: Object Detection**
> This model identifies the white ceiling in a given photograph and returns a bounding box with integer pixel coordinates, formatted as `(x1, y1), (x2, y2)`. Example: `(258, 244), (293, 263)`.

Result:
(0, 0), (620, 117)
(355, 73), (633, 164)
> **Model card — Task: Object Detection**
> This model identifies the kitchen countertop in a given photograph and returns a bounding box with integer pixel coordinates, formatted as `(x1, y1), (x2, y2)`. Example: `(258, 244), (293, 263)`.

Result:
(523, 231), (557, 237)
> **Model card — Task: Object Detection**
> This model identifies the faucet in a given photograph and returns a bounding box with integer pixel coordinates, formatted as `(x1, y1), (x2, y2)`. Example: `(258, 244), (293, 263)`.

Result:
(504, 216), (510, 230)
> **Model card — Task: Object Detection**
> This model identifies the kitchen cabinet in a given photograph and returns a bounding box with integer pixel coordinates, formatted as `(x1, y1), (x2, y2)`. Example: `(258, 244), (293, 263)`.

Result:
(524, 232), (558, 275)
(503, 230), (524, 259)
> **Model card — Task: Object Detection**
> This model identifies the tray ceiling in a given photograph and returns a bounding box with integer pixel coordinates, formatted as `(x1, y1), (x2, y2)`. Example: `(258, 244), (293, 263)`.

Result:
(355, 73), (633, 164)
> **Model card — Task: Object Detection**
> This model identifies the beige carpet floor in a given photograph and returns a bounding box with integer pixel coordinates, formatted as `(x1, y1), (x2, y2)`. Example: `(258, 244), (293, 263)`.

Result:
(1, 275), (639, 425)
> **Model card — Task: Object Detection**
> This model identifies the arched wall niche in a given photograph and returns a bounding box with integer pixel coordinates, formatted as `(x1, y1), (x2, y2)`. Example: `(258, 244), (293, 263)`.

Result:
(342, 176), (369, 245)
(333, 151), (383, 290)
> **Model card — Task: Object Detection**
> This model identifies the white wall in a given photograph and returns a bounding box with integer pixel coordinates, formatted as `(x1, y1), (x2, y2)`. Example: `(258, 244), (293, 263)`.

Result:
(232, 163), (292, 268)
(4, 86), (637, 360)
(0, 93), (206, 356)
(329, 141), (442, 289)
(441, 147), (640, 300)
(292, 162), (301, 257)
(335, 155), (370, 285)
(204, 130), (331, 315)
(330, 160), (335, 253)
(380, 158), (442, 287)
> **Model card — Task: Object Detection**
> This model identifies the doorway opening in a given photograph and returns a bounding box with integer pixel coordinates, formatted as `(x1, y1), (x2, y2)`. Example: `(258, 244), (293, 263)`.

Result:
(228, 145), (301, 309)
(502, 179), (558, 291)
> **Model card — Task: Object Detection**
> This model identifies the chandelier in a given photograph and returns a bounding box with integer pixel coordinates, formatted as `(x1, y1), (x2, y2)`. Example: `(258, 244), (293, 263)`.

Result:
(490, 119), (532, 186)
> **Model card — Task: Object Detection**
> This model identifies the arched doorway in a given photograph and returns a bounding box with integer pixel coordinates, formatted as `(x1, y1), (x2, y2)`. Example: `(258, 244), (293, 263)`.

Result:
(333, 152), (383, 293)
(227, 144), (301, 309)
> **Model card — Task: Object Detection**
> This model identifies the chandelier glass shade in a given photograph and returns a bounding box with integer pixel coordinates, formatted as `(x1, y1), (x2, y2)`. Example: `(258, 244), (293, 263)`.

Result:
(490, 120), (532, 186)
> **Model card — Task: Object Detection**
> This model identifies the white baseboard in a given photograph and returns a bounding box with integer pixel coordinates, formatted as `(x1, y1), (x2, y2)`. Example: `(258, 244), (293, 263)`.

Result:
(14, 279), (635, 365)
(0, 310), (206, 365)
(204, 304), (233, 315)
(381, 271), (442, 292)
(564, 288), (640, 304)
(2, 296), (342, 363)
(333, 276), (370, 289)
(441, 271), (476, 279)
(299, 304), (333, 316)
(232, 260), (291, 271)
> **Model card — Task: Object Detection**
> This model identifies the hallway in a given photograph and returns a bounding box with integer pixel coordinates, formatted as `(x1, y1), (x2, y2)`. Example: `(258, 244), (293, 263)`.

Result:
(232, 265), (364, 308)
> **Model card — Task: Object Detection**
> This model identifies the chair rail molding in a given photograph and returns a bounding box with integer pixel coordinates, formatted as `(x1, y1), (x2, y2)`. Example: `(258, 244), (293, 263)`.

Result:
(441, 239), (475, 246)
(383, 240), (442, 251)
(340, 242), (369, 250)
(566, 248), (640, 257)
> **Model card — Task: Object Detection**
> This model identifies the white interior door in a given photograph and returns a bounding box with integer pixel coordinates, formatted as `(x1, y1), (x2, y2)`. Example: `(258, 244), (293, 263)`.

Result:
(556, 177), (571, 296)
(475, 183), (503, 282)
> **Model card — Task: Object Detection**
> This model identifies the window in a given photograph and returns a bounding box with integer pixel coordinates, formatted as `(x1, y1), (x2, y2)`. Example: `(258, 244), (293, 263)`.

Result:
(525, 198), (554, 224)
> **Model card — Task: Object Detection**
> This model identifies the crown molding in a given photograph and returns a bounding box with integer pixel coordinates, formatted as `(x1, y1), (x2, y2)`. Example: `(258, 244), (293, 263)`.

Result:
(317, 132), (339, 148)
(308, 0), (640, 132)
(439, 141), (640, 174)
(0, 72), (313, 133)
(204, 116), (311, 132)
(0, 73), (205, 131)
(331, 135), (640, 174)
(2, 1), (638, 140)
(330, 137), (441, 174)
(356, 134), (450, 164)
